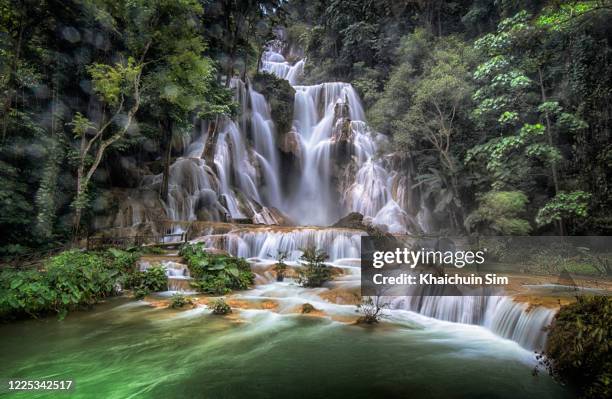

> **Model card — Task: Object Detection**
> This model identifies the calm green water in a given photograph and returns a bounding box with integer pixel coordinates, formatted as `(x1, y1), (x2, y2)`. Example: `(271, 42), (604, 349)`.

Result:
(0, 297), (572, 399)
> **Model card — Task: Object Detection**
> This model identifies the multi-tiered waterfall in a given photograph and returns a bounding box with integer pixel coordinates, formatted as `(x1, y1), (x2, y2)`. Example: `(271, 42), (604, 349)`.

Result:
(260, 43), (425, 231)
(118, 39), (424, 232)
(124, 36), (557, 353)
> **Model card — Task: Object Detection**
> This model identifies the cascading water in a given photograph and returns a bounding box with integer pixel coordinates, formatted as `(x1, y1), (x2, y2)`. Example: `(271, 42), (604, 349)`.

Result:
(197, 227), (363, 262)
(128, 35), (559, 353)
(192, 223), (556, 351)
(260, 43), (420, 232)
(388, 295), (555, 350)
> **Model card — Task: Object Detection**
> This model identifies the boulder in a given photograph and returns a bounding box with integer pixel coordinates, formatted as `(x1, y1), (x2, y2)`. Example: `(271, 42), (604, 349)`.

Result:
(333, 212), (365, 229)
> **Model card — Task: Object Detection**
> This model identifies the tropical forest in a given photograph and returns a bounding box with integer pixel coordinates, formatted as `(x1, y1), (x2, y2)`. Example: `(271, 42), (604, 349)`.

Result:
(0, 1), (611, 398)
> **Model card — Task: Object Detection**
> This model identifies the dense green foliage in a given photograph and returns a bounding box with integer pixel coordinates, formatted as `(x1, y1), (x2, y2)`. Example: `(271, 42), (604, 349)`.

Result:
(180, 243), (254, 294)
(296, 247), (332, 288)
(465, 191), (531, 235)
(538, 296), (611, 398)
(127, 265), (168, 299)
(0, 248), (139, 320)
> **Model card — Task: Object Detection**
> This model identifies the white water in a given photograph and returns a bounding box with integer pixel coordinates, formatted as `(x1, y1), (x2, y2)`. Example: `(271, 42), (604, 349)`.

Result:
(389, 295), (555, 350)
(122, 35), (426, 234)
(187, 224), (556, 352)
(261, 43), (421, 231)
(196, 227), (363, 262)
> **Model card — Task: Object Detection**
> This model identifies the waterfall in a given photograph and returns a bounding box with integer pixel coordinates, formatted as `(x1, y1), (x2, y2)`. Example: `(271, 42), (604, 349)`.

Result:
(248, 89), (282, 207)
(389, 294), (555, 351)
(192, 223), (555, 351)
(121, 35), (422, 233)
(261, 46), (419, 232)
(197, 227), (364, 262)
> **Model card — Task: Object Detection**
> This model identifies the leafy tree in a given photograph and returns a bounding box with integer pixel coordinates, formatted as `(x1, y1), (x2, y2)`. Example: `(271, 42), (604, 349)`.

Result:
(466, 11), (561, 193)
(70, 58), (145, 234)
(398, 36), (475, 230)
(536, 191), (591, 230)
(465, 190), (531, 235)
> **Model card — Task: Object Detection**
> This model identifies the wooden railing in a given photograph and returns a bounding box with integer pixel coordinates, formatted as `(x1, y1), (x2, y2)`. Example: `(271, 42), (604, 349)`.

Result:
(86, 232), (187, 250)
(1, 220), (192, 269)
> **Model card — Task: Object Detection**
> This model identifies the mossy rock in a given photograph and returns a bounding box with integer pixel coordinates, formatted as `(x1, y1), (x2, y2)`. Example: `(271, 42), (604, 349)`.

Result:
(252, 72), (295, 136)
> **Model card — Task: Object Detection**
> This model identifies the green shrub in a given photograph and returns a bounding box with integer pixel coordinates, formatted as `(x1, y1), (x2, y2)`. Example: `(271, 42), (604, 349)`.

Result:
(133, 288), (149, 300)
(104, 248), (140, 275)
(210, 298), (231, 315)
(127, 265), (168, 298)
(180, 243), (254, 294)
(190, 275), (232, 295)
(274, 251), (288, 282)
(296, 247), (332, 288)
(170, 293), (194, 309)
(537, 296), (611, 398)
(0, 249), (125, 320)
(464, 191), (531, 235)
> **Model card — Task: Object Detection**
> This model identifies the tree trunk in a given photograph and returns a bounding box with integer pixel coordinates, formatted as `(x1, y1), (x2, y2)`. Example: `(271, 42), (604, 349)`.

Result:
(2, 16), (25, 140)
(538, 67), (564, 235)
(160, 118), (173, 202)
(73, 167), (85, 238)
(203, 118), (219, 165)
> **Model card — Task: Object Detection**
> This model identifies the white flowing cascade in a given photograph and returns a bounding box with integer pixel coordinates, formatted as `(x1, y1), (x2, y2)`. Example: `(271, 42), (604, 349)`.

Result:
(198, 227), (363, 262)
(388, 295), (555, 350)
(136, 78), (284, 225)
(261, 44), (418, 232)
(190, 225), (555, 351)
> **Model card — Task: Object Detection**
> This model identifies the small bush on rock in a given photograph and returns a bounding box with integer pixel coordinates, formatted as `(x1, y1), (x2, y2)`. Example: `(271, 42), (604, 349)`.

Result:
(170, 293), (194, 309)
(356, 296), (389, 324)
(296, 247), (331, 288)
(301, 303), (316, 314)
(274, 251), (289, 282)
(210, 298), (231, 315)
